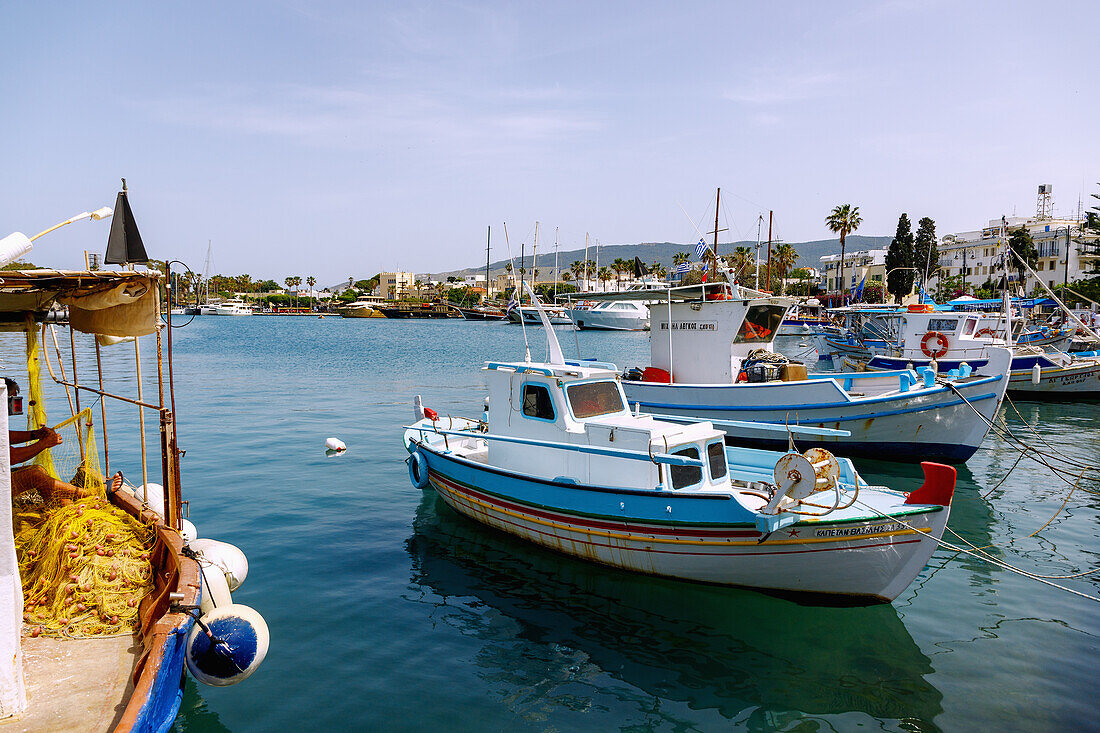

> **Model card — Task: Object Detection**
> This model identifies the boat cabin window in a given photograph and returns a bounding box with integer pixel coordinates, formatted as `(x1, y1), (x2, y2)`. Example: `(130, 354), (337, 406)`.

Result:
(707, 441), (727, 481)
(670, 446), (702, 489)
(927, 317), (959, 334)
(961, 318), (977, 336)
(522, 383), (556, 421)
(566, 381), (625, 419)
(734, 305), (786, 344)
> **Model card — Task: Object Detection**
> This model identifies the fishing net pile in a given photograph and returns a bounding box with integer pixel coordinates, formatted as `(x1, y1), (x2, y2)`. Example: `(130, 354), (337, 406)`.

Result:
(14, 323), (155, 637)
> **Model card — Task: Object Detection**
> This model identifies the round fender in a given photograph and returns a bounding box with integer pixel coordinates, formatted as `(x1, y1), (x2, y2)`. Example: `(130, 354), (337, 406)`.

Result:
(186, 603), (269, 686)
(190, 538), (249, 592)
(408, 449), (431, 489)
(920, 331), (949, 359)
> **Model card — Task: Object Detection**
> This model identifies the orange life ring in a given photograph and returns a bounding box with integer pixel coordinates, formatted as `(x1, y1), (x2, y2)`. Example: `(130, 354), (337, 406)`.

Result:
(920, 331), (949, 358)
(975, 327), (996, 338)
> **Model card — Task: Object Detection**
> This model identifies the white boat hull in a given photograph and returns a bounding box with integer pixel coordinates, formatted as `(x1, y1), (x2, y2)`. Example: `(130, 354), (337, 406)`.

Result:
(622, 368), (1009, 463)
(415, 448), (949, 601)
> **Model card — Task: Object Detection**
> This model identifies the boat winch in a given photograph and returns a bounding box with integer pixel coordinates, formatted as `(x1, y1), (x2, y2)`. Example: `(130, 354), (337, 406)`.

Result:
(763, 447), (841, 515)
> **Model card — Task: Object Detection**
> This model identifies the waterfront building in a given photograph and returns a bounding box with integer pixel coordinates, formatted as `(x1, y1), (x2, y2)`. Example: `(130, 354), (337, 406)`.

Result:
(377, 271), (416, 300)
(930, 186), (1100, 295)
(818, 249), (886, 295)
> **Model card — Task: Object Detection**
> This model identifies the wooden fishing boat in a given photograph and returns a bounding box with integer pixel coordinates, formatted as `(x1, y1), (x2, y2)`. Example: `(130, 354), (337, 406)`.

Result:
(590, 284), (1011, 463)
(0, 197), (267, 731)
(402, 293), (957, 602)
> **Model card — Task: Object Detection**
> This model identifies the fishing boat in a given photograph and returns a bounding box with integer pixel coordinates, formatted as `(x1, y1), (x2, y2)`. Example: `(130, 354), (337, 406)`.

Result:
(213, 297), (253, 316)
(833, 304), (1100, 398)
(0, 198), (268, 730)
(402, 294), (957, 601)
(590, 283), (1011, 463)
(777, 300), (830, 336)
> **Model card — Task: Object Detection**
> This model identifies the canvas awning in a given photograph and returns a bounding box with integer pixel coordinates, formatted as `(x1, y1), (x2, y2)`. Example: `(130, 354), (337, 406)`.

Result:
(0, 270), (160, 337)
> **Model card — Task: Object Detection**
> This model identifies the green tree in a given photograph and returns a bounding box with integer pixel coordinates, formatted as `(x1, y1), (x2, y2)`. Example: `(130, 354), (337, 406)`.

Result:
(729, 246), (754, 282)
(306, 276), (316, 308)
(771, 243), (798, 295)
(1008, 227), (1038, 291)
(885, 213), (915, 301)
(597, 266), (612, 289)
(825, 204), (862, 299)
(913, 217), (938, 284)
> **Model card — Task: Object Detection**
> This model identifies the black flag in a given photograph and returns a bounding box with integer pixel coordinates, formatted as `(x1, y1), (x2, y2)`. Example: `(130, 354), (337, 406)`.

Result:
(104, 181), (149, 265)
(633, 256), (648, 279)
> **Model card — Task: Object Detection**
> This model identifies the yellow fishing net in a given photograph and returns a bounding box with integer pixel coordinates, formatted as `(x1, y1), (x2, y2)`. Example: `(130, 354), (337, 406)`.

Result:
(14, 320), (156, 637)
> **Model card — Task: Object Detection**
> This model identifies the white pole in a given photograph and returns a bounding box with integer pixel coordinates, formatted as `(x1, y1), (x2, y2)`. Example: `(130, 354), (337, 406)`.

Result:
(667, 288), (674, 383)
(0, 382), (27, 717)
(583, 233), (589, 291)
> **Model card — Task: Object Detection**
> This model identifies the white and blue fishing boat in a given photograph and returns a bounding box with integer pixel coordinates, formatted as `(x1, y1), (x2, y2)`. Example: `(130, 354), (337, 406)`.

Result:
(832, 304), (1100, 398)
(599, 284), (1011, 463)
(403, 291), (958, 602)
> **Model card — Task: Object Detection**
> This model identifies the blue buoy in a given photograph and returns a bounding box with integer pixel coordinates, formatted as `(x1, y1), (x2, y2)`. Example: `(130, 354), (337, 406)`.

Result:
(408, 450), (430, 489)
(186, 603), (270, 686)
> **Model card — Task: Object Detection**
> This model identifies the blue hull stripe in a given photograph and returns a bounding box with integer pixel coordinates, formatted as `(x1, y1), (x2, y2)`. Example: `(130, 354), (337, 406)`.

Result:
(637, 392), (998, 421)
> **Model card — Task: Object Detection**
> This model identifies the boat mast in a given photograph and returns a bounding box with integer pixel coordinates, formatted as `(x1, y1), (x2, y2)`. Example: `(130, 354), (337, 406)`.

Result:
(583, 233), (590, 291)
(755, 214), (763, 289)
(766, 211), (774, 293)
(485, 225), (491, 302)
(713, 188), (721, 265)
(532, 221), (539, 298)
(554, 227), (559, 301)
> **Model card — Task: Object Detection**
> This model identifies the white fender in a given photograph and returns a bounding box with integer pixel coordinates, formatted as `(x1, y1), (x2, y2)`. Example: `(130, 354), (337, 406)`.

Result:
(127, 482), (165, 514)
(185, 603), (269, 686)
(324, 437), (346, 452)
(190, 538), (249, 592)
(198, 557), (233, 614)
(180, 518), (198, 543)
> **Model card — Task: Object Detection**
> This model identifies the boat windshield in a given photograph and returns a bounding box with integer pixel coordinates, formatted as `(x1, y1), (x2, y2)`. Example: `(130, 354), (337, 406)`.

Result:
(734, 305), (786, 343)
(566, 381), (625, 418)
(670, 446), (702, 489)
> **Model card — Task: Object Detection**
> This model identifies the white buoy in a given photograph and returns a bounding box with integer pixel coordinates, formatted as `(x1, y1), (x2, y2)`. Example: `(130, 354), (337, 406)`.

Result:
(1032, 363), (1042, 385)
(189, 538), (249, 592)
(324, 437), (346, 452)
(180, 518), (198, 543)
(185, 603), (269, 686)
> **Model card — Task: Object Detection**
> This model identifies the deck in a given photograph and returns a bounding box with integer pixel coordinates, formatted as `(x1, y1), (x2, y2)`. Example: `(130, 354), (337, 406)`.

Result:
(0, 633), (137, 732)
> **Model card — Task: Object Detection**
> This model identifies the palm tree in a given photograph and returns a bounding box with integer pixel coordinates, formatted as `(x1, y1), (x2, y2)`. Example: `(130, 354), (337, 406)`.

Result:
(285, 276), (301, 310)
(771, 243), (798, 295)
(730, 246), (753, 282)
(597, 266), (612, 291)
(825, 204), (862, 300)
(306, 276), (316, 309)
(610, 258), (625, 288)
(649, 262), (667, 280)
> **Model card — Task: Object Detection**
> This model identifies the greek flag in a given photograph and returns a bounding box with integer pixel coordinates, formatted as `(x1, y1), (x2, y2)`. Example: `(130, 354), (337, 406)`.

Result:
(674, 262), (690, 274)
(695, 238), (707, 258)
(504, 293), (518, 316)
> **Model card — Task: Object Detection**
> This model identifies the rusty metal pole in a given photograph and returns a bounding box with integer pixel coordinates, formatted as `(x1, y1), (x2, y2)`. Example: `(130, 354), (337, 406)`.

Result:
(94, 341), (110, 476)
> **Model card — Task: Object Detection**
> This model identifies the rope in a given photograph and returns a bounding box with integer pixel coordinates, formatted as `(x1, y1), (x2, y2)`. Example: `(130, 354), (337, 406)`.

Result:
(852, 498), (1100, 603)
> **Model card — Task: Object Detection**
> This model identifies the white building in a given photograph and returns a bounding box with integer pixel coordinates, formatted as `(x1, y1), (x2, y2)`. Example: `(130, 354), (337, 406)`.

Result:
(931, 215), (1099, 295)
(376, 271), (415, 300)
(818, 249), (887, 294)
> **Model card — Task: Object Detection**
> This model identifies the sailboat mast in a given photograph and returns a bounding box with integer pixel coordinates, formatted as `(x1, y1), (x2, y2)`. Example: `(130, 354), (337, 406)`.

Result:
(583, 233), (590, 291)
(554, 227), (559, 301)
(766, 211), (774, 293)
(485, 225), (491, 301)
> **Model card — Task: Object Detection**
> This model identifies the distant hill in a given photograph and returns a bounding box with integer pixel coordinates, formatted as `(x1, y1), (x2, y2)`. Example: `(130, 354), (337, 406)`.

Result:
(436, 235), (891, 279)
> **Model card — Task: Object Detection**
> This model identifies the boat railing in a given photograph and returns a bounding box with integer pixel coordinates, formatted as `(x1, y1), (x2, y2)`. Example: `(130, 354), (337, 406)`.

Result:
(407, 424), (707, 468)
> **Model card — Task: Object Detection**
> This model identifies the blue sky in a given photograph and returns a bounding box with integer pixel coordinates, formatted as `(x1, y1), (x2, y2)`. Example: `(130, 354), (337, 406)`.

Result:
(2, 1), (1096, 284)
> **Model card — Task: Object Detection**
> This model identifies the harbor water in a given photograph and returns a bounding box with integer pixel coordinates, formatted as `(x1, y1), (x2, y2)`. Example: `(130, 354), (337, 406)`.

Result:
(18, 317), (1100, 731)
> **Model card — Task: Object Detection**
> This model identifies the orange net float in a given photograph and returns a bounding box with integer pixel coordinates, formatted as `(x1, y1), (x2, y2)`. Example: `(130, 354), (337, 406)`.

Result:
(920, 331), (949, 358)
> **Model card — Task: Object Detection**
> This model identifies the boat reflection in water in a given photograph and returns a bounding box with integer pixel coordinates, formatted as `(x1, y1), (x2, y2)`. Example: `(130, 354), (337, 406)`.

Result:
(406, 493), (944, 729)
